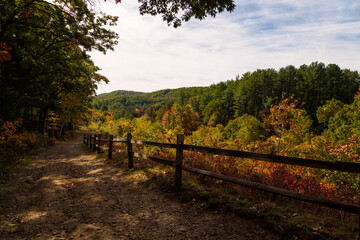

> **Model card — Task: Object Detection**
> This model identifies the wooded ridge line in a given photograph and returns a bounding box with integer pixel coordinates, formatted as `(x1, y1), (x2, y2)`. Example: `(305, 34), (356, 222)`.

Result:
(84, 134), (360, 215)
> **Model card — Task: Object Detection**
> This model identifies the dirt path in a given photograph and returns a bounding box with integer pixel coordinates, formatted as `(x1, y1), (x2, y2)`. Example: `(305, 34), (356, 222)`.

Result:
(0, 134), (282, 240)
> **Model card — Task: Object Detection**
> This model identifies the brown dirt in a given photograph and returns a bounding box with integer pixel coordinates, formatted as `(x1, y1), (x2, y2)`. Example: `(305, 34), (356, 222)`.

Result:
(0, 134), (283, 240)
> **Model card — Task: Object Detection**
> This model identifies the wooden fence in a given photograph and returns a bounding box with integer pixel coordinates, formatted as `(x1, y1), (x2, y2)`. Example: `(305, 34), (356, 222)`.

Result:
(83, 133), (360, 216)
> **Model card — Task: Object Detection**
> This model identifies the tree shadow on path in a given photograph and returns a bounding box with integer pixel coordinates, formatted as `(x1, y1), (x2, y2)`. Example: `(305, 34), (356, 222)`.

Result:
(0, 134), (281, 240)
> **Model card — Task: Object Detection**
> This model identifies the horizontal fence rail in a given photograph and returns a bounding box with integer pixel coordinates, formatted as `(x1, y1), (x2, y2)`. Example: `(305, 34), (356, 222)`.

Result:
(182, 144), (360, 174)
(133, 152), (176, 167)
(131, 139), (177, 149)
(181, 165), (359, 214)
(83, 133), (360, 216)
(113, 139), (127, 143)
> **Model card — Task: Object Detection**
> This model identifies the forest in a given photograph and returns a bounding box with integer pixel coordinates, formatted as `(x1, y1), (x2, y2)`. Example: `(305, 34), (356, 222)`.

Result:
(90, 62), (360, 208)
(0, 0), (118, 177)
(0, 0), (118, 132)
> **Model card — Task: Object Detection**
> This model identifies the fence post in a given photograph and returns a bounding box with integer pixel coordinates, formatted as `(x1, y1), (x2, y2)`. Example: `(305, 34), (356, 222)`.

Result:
(89, 135), (92, 149)
(83, 134), (86, 144)
(175, 134), (184, 191)
(108, 135), (113, 159)
(127, 133), (134, 169)
(93, 134), (97, 151)
(86, 135), (89, 146)
(98, 134), (102, 154)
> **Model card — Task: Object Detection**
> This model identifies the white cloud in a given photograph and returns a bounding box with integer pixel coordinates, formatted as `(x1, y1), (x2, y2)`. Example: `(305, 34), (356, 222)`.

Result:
(91, 0), (360, 94)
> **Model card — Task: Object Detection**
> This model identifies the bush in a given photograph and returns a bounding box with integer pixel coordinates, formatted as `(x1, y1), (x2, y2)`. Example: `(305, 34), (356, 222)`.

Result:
(0, 119), (55, 181)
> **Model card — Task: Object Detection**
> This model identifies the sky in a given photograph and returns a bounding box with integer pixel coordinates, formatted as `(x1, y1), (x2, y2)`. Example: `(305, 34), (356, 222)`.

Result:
(90, 0), (360, 94)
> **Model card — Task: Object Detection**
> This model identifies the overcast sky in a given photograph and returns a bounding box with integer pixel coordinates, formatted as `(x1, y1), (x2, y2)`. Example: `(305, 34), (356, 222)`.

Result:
(90, 0), (360, 94)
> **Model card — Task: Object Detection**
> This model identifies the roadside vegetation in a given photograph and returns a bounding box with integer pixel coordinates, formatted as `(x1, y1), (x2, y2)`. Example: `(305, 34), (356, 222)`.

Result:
(89, 64), (360, 238)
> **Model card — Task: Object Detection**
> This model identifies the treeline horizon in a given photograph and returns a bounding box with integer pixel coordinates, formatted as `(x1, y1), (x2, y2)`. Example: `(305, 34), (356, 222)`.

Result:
(93, 61), (359, 134)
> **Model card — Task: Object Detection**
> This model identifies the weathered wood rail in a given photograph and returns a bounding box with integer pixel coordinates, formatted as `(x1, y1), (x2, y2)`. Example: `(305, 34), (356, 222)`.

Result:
(83, 133), (360, 216)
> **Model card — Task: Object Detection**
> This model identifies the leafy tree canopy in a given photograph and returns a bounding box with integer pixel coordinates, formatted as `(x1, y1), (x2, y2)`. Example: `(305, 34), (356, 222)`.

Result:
(103, 0), (236, 27)
(0, 0), (119, 133)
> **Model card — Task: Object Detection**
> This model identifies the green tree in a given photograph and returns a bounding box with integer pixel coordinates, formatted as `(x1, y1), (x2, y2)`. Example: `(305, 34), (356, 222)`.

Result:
(145, 104), (157, 122)
(316, 98), (344, 127)
(179, 104), (200, 135)
(223, 114), (263, 145)
(295, 62), (359, 121)
(322, 90), (360, 142)
(135, 0), (236, 28)
(203, 99), (226, 126)
(0, 0), (118, 132)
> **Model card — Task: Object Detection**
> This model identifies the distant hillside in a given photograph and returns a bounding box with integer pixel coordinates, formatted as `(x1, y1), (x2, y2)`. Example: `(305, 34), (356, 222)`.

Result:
(93, 87), (205, 119)
(96, 90), (144, 99)
(94, 62), (360, 125)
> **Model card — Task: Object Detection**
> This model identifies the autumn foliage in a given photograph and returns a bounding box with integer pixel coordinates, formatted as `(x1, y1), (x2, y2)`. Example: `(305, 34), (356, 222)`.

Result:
(0, 43), (11, 63)
(90, 91), (360, 207)
(0, 119), (56, 179)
